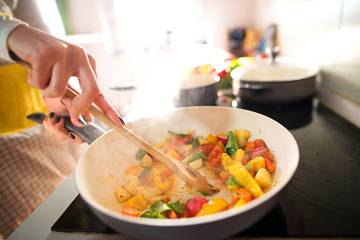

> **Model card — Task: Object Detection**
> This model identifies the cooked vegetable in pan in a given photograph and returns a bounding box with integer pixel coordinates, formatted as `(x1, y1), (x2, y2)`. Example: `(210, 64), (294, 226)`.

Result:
(114, 129), (276, 218)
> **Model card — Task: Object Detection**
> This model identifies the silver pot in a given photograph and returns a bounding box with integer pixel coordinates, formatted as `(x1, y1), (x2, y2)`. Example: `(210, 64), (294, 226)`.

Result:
(233, 60), (318, 103)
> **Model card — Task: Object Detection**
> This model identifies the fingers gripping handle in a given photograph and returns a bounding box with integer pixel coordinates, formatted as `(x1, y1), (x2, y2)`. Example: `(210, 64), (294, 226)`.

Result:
(27, 112), (105, 144)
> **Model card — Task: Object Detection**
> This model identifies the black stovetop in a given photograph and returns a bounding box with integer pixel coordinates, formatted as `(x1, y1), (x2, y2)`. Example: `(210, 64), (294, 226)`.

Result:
(52, 97), (360, 238)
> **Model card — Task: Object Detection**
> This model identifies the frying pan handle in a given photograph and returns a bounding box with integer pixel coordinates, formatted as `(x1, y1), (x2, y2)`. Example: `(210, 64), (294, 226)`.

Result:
(27, 112), (105, 144)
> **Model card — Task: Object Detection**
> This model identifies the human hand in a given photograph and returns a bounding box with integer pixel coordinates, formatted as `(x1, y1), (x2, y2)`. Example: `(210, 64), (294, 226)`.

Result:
(7, 24), (122, 128)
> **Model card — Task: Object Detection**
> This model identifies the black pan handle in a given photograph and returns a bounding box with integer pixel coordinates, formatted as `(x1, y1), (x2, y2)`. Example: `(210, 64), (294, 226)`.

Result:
(27, 112), (105, 144)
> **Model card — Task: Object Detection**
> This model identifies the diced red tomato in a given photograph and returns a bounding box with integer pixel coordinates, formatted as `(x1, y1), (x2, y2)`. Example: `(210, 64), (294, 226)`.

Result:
(234, 188), (253, 202)
(264, 158), (276, 173)
(242, 152), (251, 165)
(254, 139), (266, 148)
(216, 141), (225, 152)
(185, 196), (208, 217)
(217, 135), (228, 145)
(198, 143), (216, 157)
(207, 146), (223, 167)
(244, 142), (255, 152)
(121, 207), (141, 217)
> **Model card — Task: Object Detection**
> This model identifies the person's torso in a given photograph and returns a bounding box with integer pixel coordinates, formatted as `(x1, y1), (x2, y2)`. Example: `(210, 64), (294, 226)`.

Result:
(0, 64), (47, 135)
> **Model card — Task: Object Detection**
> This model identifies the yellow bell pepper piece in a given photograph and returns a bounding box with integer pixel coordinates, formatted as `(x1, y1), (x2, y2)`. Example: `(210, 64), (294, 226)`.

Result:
(151, 167), (172, 192)
(206, 134), (218, 144)
(234, 129), (251, 147)
(228, 162), (264, 198)
(232, 149), (245, 162)
(246, 156), (265, 171)
(221, 153), (236, 170)
(235, 198), (246, 207)
(166, 148), (181, 160)
(196, 198), (229, 216)
(124, 194), (148, 211)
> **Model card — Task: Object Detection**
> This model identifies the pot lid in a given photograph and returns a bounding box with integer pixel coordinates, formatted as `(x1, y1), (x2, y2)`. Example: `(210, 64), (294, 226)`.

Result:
(239, 60), (318, 82)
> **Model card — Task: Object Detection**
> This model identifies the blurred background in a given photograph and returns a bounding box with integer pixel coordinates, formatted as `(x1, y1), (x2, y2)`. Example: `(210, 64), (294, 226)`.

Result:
(37, 0), (359, 126)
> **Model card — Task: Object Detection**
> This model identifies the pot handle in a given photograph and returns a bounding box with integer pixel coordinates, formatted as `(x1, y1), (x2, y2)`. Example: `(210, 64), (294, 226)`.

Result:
(27, 112), (105, 145)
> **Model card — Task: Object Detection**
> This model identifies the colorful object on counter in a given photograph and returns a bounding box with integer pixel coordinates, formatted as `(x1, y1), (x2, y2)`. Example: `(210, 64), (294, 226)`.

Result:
(115, 129), (276, 219)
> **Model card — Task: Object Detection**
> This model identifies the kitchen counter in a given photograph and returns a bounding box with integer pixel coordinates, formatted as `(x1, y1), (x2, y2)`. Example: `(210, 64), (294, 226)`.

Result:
(8, 99), (360, 240)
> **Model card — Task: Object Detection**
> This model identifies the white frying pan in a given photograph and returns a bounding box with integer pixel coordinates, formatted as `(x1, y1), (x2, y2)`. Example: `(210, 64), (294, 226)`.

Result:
(29, 106), (299, 240)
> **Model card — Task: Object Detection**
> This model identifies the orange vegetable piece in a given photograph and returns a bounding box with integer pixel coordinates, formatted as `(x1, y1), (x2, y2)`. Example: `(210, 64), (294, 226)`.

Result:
(262, 151), (273, 161)
(254, 139), (266, 148)
(234, 188), (253, 202)
(167, 210), (178, 219)
(121, 207), (141, 217)
(245, 142), (255, 152)
(264, 158), (276, 173)
(125, 165), (143, 176)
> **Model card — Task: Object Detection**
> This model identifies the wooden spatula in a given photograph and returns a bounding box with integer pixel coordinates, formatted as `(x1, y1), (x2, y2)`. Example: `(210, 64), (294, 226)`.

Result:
(65, 88), (218, 194)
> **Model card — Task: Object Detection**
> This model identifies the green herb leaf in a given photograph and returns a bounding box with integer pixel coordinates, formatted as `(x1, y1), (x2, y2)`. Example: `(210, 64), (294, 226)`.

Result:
(188, 151), (207, 163)
(168, 130), (189, 137)
(140, 200), (171, 219)
(168, 200), (185, 214)
(225, 131), (238, 156)
(136, 149), (147, 160)
(197, 190), (210, 196)
(226, 175), (243, 187)
(191, 137), (200, 150)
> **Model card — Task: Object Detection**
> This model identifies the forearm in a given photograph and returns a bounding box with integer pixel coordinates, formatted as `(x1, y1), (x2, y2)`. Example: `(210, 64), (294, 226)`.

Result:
(0, 0), (26, 63)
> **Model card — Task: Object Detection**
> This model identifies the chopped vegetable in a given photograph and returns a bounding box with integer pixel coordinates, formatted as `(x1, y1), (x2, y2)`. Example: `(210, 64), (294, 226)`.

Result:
(187, 151), (207, 163)
(188, 158), (203, 169)
(140, 154), (153, 168)
(255, 168), (272, 188)
(234, 188), (253, 202)
(151, 167), (172, 192)
(251, 147), (268, 159)
(168, 200), (185, 215)
(246, 156), (265, 171)
(116, 129), (276, 219)
(185, 196), (208, 217)
(234, 198), (246, 207)
(198, 143), (216, 156)
(228, 162), (264, 198)
(244, 142), (255, 152)
(225, 131), (238, 156)
(168, 130), (189, 138)
(234, 129), (251, 147)
(226, 175), (243, 191)
(217, 135), (228, 145)
(121, 206), (141, 217)
(125, 165), (143, 177)
(206, 134), (218, 144)
(124, 194), (148, 211)
(191, 137), (200, 150)
(221, 153), (236, 170)
(207, 145), (223, 167)
(141, 200), (171, 218)
(115, 186), (131, 203)
(167, 210), (178, 219)
(232, 149), (245, 162)
(264, 158), (276, 173)
(136, 149), (147, 160)
(196, 198), (229, 216)
(254, 139), (266, 148)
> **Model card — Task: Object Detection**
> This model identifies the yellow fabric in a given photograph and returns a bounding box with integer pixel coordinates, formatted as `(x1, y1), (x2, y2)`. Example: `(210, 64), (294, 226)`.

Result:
(0, 64), (47, 135)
